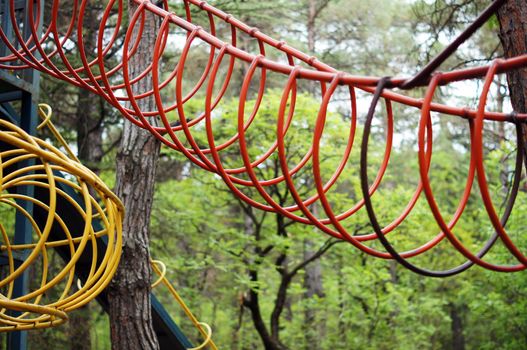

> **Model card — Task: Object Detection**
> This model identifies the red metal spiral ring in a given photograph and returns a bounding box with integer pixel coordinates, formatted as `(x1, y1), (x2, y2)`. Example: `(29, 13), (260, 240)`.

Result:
(2, 0), (527, 274)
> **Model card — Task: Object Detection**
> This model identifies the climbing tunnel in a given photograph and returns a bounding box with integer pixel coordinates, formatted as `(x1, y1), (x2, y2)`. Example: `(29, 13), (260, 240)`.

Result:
(0, 0), (526, 348)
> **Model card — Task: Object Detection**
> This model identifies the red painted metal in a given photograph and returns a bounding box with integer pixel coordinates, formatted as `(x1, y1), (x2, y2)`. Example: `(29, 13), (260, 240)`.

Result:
(2, 0), (527, 275)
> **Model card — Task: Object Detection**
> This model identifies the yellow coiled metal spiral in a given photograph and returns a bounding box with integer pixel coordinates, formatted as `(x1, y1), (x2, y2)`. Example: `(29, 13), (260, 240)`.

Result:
(0, 105), (123, 331)
(0, 105), (217, 349)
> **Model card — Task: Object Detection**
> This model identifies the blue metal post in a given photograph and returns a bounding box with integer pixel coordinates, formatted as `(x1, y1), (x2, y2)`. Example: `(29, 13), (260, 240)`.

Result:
(2, 1), (41, 349)
(7, 92), (38, 350)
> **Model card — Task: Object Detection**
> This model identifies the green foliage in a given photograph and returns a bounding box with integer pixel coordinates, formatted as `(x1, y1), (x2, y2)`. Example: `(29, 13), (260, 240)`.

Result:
(148, 88), (527, 349)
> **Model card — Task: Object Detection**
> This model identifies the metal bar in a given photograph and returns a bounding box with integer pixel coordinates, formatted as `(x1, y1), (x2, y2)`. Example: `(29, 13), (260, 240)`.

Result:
(0, 70), (35, 94)
(0, 90), (22, 102)
(6, 1), (41, 347)
(7, 92), (37, 350)
(151, 294), (194, 349)
(0, 102), (20, 123)
(0, 0), (13, 58)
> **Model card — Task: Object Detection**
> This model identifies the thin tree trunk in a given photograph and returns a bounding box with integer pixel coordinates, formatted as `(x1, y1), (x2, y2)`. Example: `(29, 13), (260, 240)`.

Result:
(68, 7), (105, 349)
(449, 304), (466, 350)
(302, 204), (325, 349)
(336, 252), (346, 342)
(77, 86), (104, 173)
(67, 309), (92, 350)
(241, 208), (288, 350)
(243, 269), (287, 350)
(307, 0), (316, 53)
(306, 0), (317, 94)
(107, 1), (161, 349)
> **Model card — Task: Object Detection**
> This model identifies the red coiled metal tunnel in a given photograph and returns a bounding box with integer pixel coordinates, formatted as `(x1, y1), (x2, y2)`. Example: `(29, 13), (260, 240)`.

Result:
(1, 0), (527, 276)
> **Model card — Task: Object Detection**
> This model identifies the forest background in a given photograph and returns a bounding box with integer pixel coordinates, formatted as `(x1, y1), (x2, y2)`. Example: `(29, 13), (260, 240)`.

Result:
(14, 0), (527, 349)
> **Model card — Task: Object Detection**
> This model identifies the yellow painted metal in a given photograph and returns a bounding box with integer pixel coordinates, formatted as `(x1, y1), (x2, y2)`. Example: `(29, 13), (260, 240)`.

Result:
(1, 104), (218, 350)
(151, 260), (218, 350)
(0, 104), (123, 331)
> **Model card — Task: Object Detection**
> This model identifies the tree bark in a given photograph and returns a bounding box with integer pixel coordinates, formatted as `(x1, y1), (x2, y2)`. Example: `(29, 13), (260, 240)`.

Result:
(77, 86), (104, 173)
(449, 304), (466, 350)
(497, 0), (527, 114)
(107, 1), (161, 349)
(497, 0), (527, 189)
(243, 269), (287, 350)
(240, 207), (287, 350)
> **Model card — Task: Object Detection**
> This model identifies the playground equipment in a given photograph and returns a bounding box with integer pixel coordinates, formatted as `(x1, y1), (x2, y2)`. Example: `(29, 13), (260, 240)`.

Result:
(0, 104), (122, 330)
(0, 1), (217, 347)
(0, 103), (216, 347)
(0, 0), (526, 276)
(151, 259), (217, 350)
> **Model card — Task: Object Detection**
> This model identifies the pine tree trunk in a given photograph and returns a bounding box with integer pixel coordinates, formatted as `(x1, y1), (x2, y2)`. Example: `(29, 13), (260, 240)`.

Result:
(497, 0), (527, 114)
(497, 0), (527, 188)
(107, 1), (161, 349)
